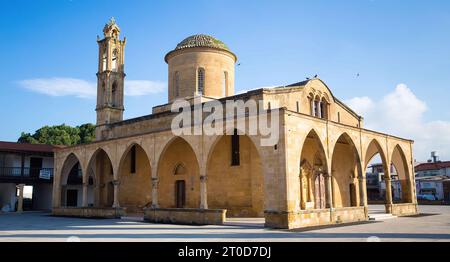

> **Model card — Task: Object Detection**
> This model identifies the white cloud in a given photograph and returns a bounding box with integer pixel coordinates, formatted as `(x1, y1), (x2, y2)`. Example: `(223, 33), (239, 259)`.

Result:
(345, 96), (374, 116)
(18, 78), (96, 98)
(345, 84), (450, 161)
(125, 80), (166, 96)
(18, 78), (165, 98)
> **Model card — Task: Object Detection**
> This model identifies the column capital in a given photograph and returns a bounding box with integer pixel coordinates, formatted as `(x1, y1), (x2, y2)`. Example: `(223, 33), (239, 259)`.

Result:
(200, 175), (208, 182)
(112, 180), (120, 186)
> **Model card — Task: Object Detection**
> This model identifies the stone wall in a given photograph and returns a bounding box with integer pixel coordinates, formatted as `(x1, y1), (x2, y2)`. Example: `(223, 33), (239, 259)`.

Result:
(266, 207), (367, 229)
(388, 203), (418, 216)
(52, 207), (125, 218)
(144, 208), (226, 225)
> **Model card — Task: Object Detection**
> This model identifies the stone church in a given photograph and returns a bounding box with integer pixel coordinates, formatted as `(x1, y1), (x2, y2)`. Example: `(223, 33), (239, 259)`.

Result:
(52, 19), (418, 229)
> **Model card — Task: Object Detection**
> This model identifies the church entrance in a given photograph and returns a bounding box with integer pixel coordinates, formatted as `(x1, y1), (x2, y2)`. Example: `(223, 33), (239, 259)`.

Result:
(175, 180), (186, 208)
(66, 189), (78, 207)
(314, 173), (326, 209)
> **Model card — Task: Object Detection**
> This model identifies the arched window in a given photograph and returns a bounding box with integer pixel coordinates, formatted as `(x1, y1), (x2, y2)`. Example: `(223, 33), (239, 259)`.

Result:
(320, 99), (327, 119)
(197, 68), (205, 95)
(174, 71), (180, 97)
(231, 129), (240, 166)
(111, 49), (118, 71)
(223, 71), (228, 97)
(319, 101), (323, 119)
(314, 100), (320, 117)
(112, 81), (117, 106)
(102, 50), (107, 72)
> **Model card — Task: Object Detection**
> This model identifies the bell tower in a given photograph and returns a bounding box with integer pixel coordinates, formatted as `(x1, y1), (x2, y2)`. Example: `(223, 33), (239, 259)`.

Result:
(95, 17), (126, 140)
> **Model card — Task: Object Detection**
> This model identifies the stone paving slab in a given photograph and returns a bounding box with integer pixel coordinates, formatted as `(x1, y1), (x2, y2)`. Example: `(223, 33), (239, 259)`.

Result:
(0, 205), (449, 242)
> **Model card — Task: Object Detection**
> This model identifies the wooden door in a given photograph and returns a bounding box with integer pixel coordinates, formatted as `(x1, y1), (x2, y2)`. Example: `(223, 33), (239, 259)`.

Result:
(314, 173), (326, 209)
(175, 180), (186, 208)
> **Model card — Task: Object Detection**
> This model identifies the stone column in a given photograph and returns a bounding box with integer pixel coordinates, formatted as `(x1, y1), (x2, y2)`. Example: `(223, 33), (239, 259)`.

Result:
(17, 184), (25, 212)
(94, 183), (100, 207)
(359, 176), (368, 207)
(151, 177), (159, 208)
(112, 180), (120, 208)
(325, 173), (333, 209)
(200, 175), (208, 209)
(299, 173), (304, 210)
(82, 183), (88, 207)
(60, 185), (67, 207)
(318, 101), (322, 118)
(385, 176), (393, 204)
(384, 169), (394, 214)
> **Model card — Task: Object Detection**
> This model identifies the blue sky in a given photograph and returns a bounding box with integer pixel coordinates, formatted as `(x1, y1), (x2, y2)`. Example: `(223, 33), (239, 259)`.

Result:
(0, 0), (449, 160)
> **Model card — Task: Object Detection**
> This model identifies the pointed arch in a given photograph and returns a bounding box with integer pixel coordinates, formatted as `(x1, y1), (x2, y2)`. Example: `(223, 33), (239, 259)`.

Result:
(117, 143), (152, 211)
(363, 138), (390, 204)
(86, 147), (115, 208)
(331, 132), (363, 207)
(391, 144), (413, 203)
(205, 125), (263, 170)
(364, 139), (388, 171)
(60, 153), (82, 187)
(299, 129), (329, 210)
(59, 153), (83, 207)
(299, 129), (328, 170)
(173, 162), (187, 175)
(206, 132), (264, 217)
(157, 136), (200, 208)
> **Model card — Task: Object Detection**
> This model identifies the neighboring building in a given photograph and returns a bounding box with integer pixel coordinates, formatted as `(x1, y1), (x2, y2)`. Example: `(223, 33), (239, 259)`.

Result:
(0, 141), (56, 212)
(415, 152), (450, 178)
(415, 152), (450, 201)
(366, 163), (401, 201)
(51, 19), (418, 229)
(415, 176), (450, 201)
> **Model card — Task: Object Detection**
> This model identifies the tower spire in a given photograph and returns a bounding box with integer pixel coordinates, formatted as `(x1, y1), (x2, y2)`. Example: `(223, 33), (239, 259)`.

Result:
(95, 19), (126, 140)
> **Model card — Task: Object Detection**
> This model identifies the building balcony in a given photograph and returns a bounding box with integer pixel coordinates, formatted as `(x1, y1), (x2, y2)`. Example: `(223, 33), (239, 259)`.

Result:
(0, 167), (54, 183)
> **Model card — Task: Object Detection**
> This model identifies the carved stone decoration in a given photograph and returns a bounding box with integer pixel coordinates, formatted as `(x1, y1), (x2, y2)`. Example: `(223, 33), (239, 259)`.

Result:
(151, 177), (159, 189)
(300, 159), (313, 210)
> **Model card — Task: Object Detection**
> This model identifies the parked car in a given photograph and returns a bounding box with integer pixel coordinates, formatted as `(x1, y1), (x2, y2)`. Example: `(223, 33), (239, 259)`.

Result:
(417, 194), (437, 201)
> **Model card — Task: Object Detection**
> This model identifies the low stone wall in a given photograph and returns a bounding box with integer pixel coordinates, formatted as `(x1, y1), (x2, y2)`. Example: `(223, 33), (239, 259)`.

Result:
(144, 208), (226, 225)
(387, 203), (418, 216)
(52, 207), (125, 218)
(265, 206), (367, 229)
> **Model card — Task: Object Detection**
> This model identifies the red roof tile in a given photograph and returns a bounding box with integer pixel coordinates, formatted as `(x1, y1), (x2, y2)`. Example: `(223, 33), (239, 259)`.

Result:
(0, 141), (61, 153)
(415, 161), (450, 172)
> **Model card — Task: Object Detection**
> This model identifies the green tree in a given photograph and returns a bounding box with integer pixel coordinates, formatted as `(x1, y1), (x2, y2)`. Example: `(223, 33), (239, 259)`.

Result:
(78, 123), (96, 144)
(18, 124), (96, 146)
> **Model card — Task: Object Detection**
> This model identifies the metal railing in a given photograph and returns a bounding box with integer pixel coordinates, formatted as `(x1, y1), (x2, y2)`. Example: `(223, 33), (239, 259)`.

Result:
(0, 167), (54, 180)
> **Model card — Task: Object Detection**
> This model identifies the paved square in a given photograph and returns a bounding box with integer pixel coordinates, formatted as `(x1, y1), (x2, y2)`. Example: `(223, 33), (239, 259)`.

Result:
(0, 205), (449, 242)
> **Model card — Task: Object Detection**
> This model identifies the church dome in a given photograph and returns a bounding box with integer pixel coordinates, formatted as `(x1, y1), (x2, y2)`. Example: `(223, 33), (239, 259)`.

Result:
(175, 34), (230, 52)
